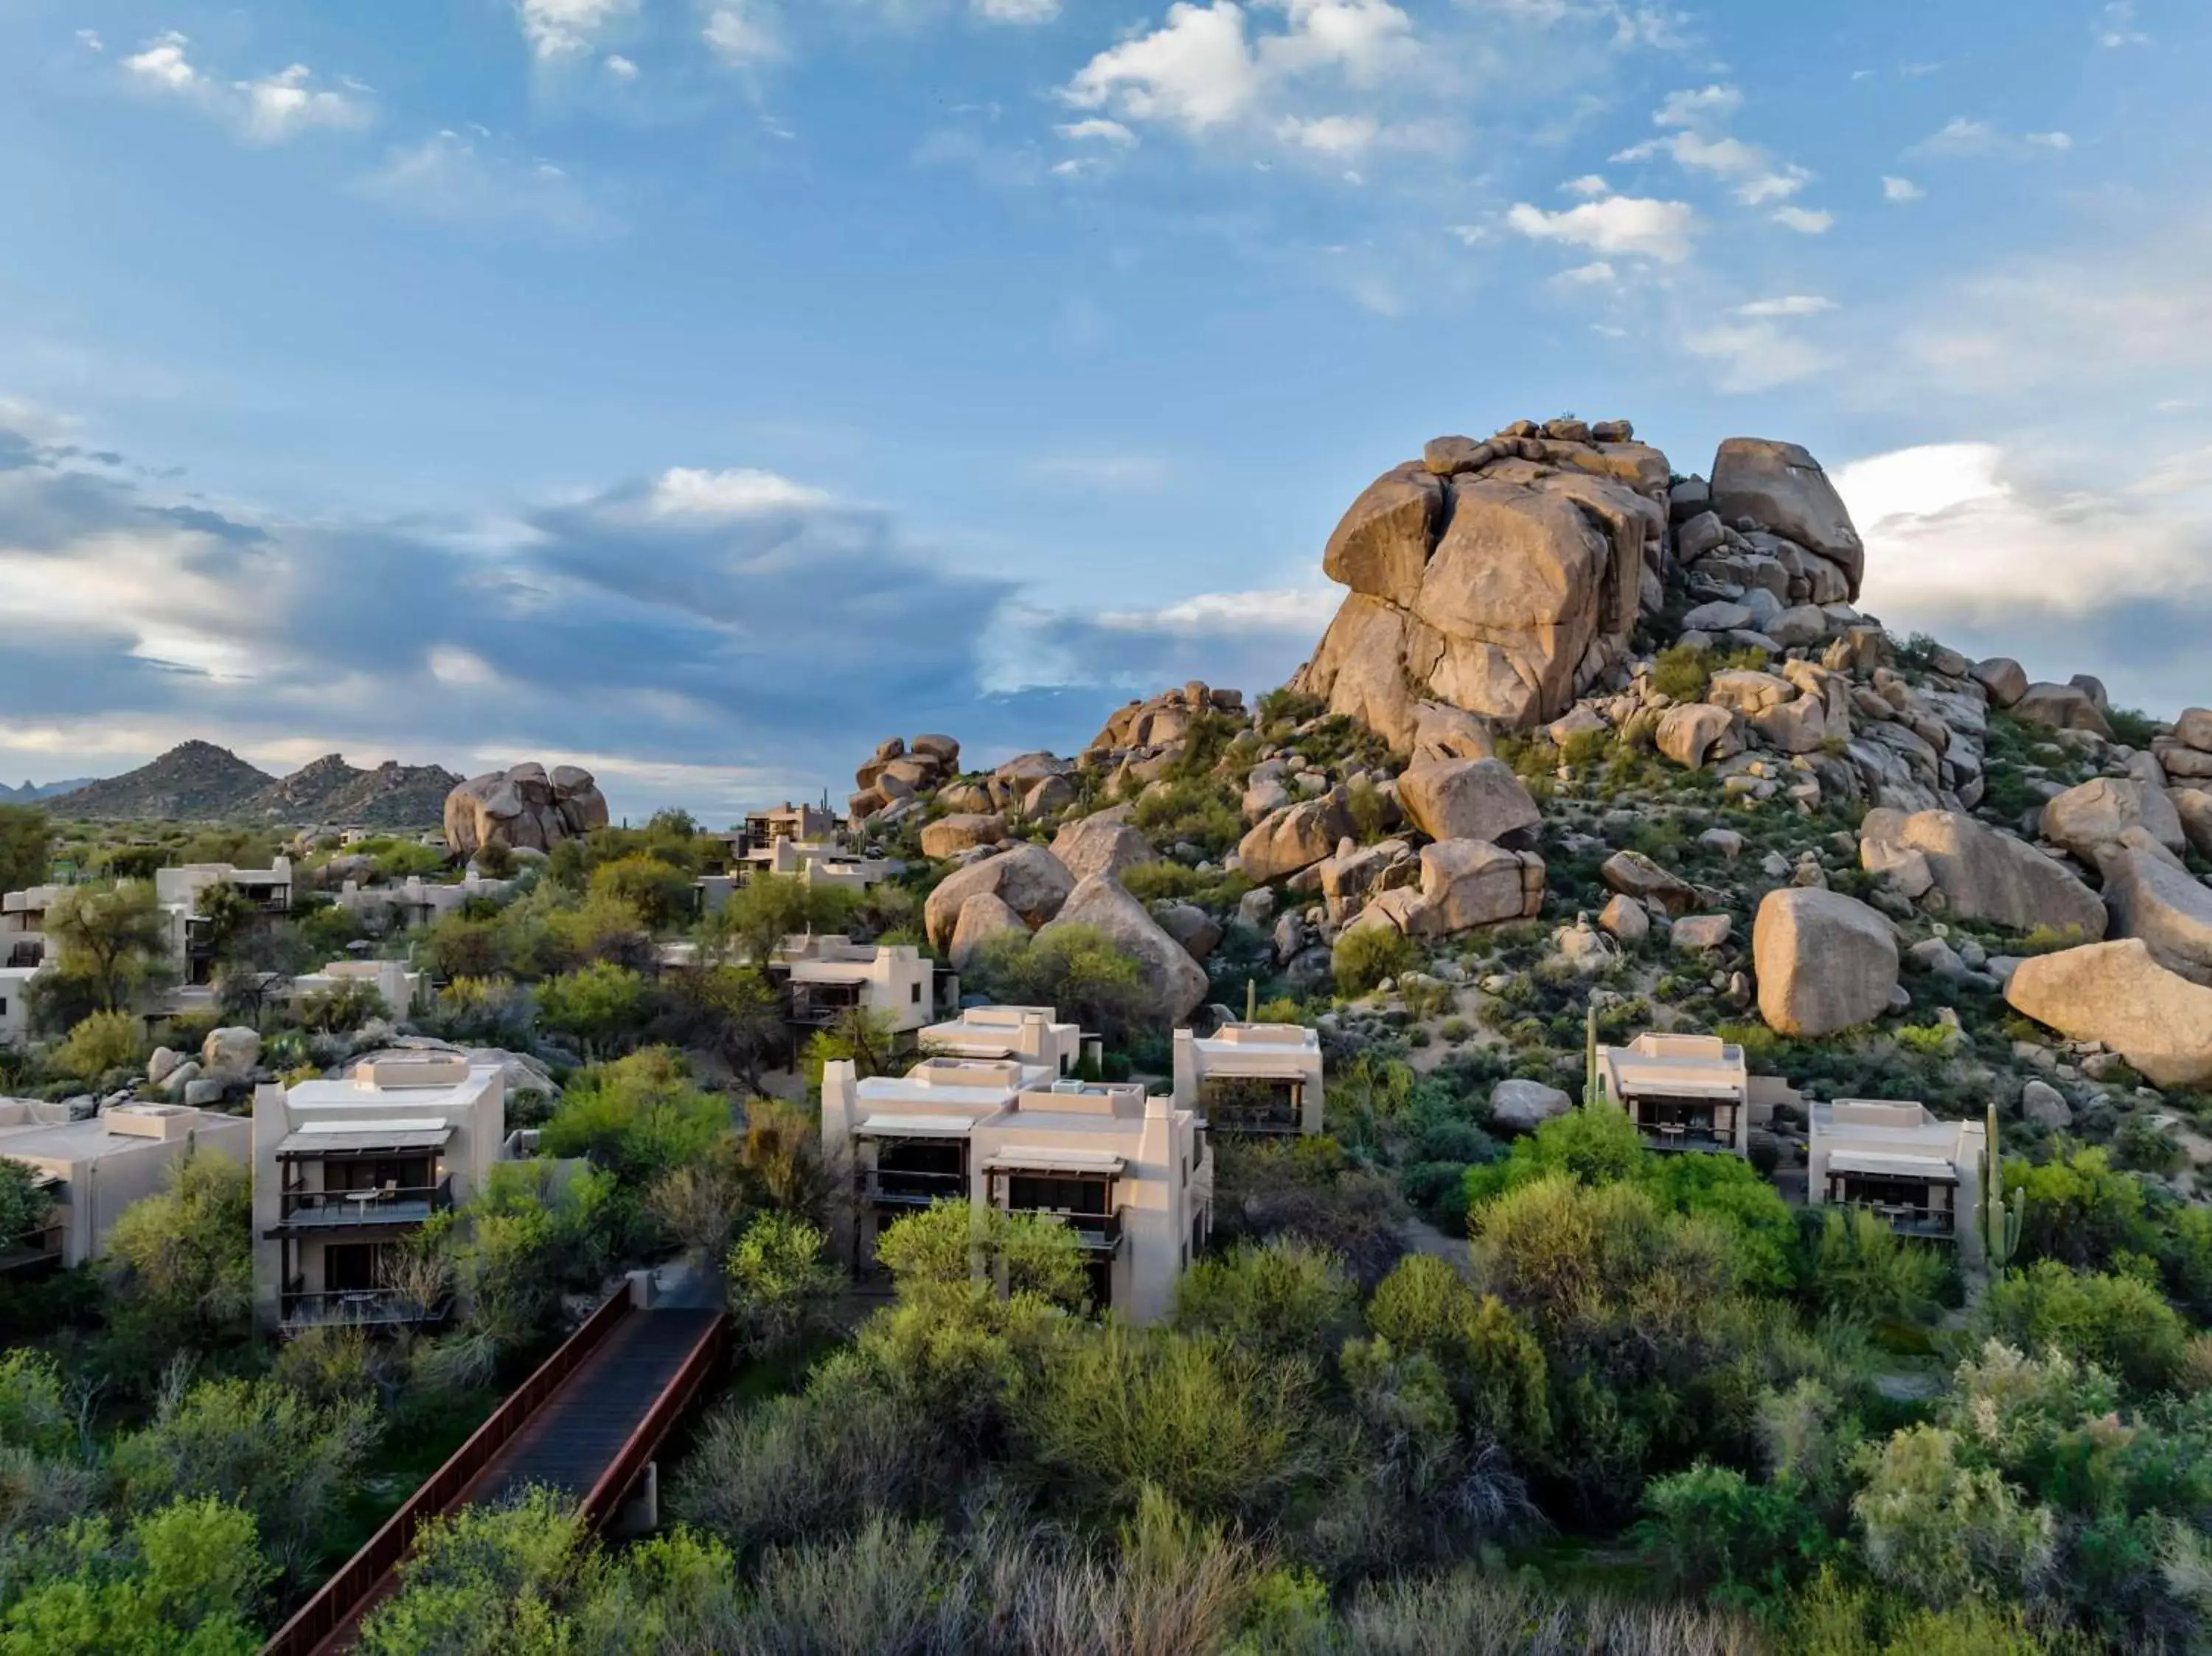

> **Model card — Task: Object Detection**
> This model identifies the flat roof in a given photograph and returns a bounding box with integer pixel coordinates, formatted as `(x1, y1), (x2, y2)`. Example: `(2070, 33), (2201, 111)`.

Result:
(856, 1114), (979, 1139)
(0, 1113), (240, 1162)
(277, 1122), (453, 1158)
(982, 1148), (1125, 1175)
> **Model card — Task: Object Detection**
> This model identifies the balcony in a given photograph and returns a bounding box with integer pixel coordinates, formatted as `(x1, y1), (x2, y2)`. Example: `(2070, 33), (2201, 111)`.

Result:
(1840, 1199), (1956, 1242)
(1203, 1098), (1304, 1136)
(0, 1220), (64, 1276)
(272, 1178), (453, 1234)
(1012, 1208), (1123, 1255)
(860, 1167), (968, 1208)
(279, 1286), (445, 1330)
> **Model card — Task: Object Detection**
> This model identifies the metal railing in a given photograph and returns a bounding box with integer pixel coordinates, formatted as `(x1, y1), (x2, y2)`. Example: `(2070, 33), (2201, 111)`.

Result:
(260, 1290), (636, 1656)
(279, 1287), (445, 1329)
(579, 1311), (728, 1531)
(1012, 1208), (1123, 1254)
(1838, 1199), (1956, 1239)
(863, 1168), (968, 1206)
(1638, 1121), (1735, 1153)
(0, 1221), (64, 1274)
(1204, 1099), (1304, 1135)
(278, 1180), (453, 1228)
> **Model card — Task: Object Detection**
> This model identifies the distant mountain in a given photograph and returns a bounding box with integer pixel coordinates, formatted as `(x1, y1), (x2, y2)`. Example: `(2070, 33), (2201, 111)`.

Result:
(42, 743), (461, 827)
(45, 741), (274, 821)
(237, 754), (463, 829)
(0, 778), (100, 804)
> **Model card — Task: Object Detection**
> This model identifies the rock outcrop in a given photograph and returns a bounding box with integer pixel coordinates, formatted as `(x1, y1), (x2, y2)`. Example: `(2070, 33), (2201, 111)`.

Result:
(2006, 939), (2212, 1088)
(923, 843), (1075, 952)
(1049, 816), (1161, 885)
(1396, 759), (1540, 848)
(1753, 889), (1898, 1037)
(1417, 839), (1546, 932)
(2040, 778), (2185, 869)
(1037, 874), (1210, 1024)
(1238, 791), (1356, 883)
(919, 813), (1006, 858)
(1859, 809), (2107, 939)
(444, 763), (609, 857)
(949, 891), (1029, 970)
(1292, 418), (1672, 747)
(2101, 849), (2212, 987)
(1708, 439), (1865, 594)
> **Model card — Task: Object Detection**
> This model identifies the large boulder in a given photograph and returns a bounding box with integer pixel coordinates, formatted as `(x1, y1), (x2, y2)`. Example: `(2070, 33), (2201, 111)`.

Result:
(2013, 683), (2113, 740)
(923, 843), (1076, 951)
(1601, 850), (1696, 916)
(948, 891), (1029, 971)
(1489, 1078), (1573, 1133)
(2177, 709), (2212, 753)
(1709, 438), (1864, 595)
(1036, 874), (1209, 1025)
(1655, 703), (1742, 769)
(1238, 791), (1356, 883)
(2102, 849), (2212, 986)
(1397, 759), (1541, 848)
(1294, 432), (1658, 745)
(201, 1026), (262, 1079)
(2040, 778), (2185, 867)
(2174, 789), (2212, 860)
(1419, 839), (1545, 931)
(1411, 701), (1496, 764)
(1153, 902), (1224, 963)
(444, 762), (608, 857)
(1859, 809), (2107, 939)
(919, 813), (1006, 859)
(1753, 889), (1899, 1037)
(2006, 939), (2212, 1088)
(1972, 658), (2029, 707)
(1049, 816), (1161, 884)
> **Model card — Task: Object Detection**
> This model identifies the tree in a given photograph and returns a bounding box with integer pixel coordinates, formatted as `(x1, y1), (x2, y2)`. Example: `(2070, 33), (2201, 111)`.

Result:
(588, 855), (695, 933)
(435, 1161), (616, 1363)
(0, 805), (52, 893)
(191, 881), (259, 962)
(53, 1009), (141, 1082)
(46, 882), (169, 1013)
(656, 963), (783, 1088)
(1851, 1424), (2056, 1607)
(802, 1007), (902, 1090)
(1174, 1239), (1360, 1368)
(1982, 1261), (2189, 1395)
(726, 1213), (842, 1357)
(874, 1199), (1088, 1309)
(535, 960), (646, 1060)
(965, 925), (1148, 1043)
(540, 1049), (729, 1184)
(353, 1488), (585, 1656)
(99, 1152), (253, 1385)
(1363, 1254), (1550, 1448)
(706, 874), (857, 968)
(1810, 1207), (1947, 1323)
(647, 1155), (748, 1270)
(0, 1497), (273, 1656)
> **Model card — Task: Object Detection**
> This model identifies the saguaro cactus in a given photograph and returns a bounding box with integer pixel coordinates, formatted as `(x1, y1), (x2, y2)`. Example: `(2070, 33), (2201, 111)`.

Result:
(1982, 1099), (2024, 1276)
(1583, 1001), (1600, 1110)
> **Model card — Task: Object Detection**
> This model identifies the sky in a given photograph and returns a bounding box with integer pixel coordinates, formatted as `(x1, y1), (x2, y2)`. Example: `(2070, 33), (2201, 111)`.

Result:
(1, 0), (2209, 821)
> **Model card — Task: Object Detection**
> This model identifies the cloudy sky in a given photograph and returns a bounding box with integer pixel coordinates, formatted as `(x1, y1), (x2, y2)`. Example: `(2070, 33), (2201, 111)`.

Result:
(3, 0), (2208, 819)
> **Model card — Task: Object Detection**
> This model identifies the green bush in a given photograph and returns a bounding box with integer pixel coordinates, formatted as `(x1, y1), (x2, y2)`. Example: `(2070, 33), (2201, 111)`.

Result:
(1981, 1262), (2189, 1394)
(53, 1009), (142, 1081)
(1809, 1208), (1945, 1324)
(1333, 927), (1414, 997)
(1636, 1461), (1830, 1603)
(1174, 1239), (1360, 1368)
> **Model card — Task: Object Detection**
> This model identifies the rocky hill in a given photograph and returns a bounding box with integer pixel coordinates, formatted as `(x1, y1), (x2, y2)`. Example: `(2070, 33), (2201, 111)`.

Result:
(238, 754), (463, 829)
(45, 743), (460, 827)
(846, 413), (2212, 1190)
(0, 778), (98, 804)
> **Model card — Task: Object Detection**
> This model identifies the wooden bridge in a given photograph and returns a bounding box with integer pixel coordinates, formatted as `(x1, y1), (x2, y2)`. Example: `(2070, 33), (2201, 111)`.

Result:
(262, 1284), (728, 1656)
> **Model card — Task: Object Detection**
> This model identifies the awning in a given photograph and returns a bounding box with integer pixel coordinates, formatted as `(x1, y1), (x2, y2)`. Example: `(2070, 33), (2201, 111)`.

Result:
(982, 1148), (1125, 1176)
(276, 1121), (454, 1159)
(855, 1114), (976, 1139)
(1829, 1150), (1958, 1182)
(1620, 1080), (1745, 1101)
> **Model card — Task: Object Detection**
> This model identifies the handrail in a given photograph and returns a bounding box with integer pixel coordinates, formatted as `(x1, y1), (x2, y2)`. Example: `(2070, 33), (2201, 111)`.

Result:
(578, 1310), (728, 1531)
(260, 1290), (635, 1656)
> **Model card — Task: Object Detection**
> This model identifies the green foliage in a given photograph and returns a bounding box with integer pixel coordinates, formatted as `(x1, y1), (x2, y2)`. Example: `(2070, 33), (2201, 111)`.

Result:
(965, 923), (1149, 1040)
(534, 959), (647, 1058)
(296, 978), (392, 1034)
(801, 1006), (904, 1088)
(2106, 706), (2160, 748)
(1982, 1261), (2189, 1395)
(45, 882), (169, 1013)
(0, 807), (52, 894)
(0, 1349), (74, 1459)
(541, 1048), (726, 1183)
(431, 1160), (617, 1365)
(1637, 1461), (1831, 1603)
(52, 1009), (140, 1082)
(726, 1212), (842, 1357)
(1332, 925), (1413, 997)
(1651, 642), (1717, 702)
(705, 874), (860, 968)
(111, 1376), (378, 1582)
(0, 1497), (272, 1656)
(1363, 1255), (1550, 1446)
(1130, 776), (1243, 857)
(2008, 1145), (2153, 1273)
(1809, 1208), (1946, 1324)
(1174, 1239), (1360, 1368)
(99, 1152), (253, 1389)
(588, 853), (695, 931)
(354, 1487), (585, 1656)
(1850, 1424), (2056, 1607)
(872, 1199), (1088, 1310)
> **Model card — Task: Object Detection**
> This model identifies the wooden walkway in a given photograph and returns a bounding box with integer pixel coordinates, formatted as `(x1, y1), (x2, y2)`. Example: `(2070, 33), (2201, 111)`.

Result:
(262, 1291), (728, 1656)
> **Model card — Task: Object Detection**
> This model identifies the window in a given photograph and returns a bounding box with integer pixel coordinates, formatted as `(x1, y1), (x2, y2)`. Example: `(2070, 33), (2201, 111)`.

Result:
(911, 982), (922, 1003)
(1007, 1173), (1110, 1216)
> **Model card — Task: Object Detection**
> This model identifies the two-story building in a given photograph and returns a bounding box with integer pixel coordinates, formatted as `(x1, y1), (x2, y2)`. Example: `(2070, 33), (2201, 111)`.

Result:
(820, 1052), (1212, 1323)
(250, 1053), (505, 1332)
(1595, 1031), (1753, 1157)
(0, 1100), (251, 1271)
(1172, 1023), (1326, 1136)
(335, 874), (514, 933)
(772, 935), (948, 1046)
(920, 1005), (1088, 1076)
(0, 885), (61, 970)
(1808, 1099), (1986, 1259)
(156, 858), (294, 985)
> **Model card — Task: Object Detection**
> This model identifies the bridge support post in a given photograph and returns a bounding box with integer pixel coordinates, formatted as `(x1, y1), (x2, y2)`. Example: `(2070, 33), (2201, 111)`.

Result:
(612, 1461), (658, 1539)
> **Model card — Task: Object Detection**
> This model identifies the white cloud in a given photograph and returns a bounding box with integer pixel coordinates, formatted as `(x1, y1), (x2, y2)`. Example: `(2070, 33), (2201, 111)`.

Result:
(1563, 173), (1610, 195)
(516, 0), (636, 60)
(2096, 1), (2148, 47)
(1276, 114), (1379, 154)
(704, 1), (782, 65)
(1056, 118), (1137, 145)
(974, 0), (1062, 19)
(1062, 3), (1263, 133)
(358, 133), (605, 235)
(1773, 205), (1832, 234)
(1506, 195), (1695, 262)
(1615, 130), (1808, 205)
(77, 29), (104, 52)
(1030, 453), (1176, 489)
(1653, 83), (1739, 127)
(1682, 320), (1836, 392)
(1882, 174), (1924, 202)
(122, 32), (370, 144)
(1554, 260), (1617, 285)
(604, 54), (640, 78)
(1915, 118), (2073, 159)
(1739, 294), (1834, 317)
(648, 467), (833, 516)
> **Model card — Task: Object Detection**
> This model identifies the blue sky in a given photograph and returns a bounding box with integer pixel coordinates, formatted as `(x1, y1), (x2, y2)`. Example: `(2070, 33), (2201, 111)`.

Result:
(1, 0), (2208, 820)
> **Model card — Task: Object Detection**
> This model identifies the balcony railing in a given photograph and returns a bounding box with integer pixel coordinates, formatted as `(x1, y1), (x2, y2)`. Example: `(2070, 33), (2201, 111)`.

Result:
(1204, 1099), (1304, 1135)
(789, 992), (865, 1029)
(862, 1167), (969, 1207)
(1840, 1199), (1956, 1240)
(279, 1287), (445, 1329)
(276, 1179), (453, 1230)
(1012, 1208), (1123, 1255)
(1636, 1119), (1735, 1154)
(0, 1221), (64, 1275)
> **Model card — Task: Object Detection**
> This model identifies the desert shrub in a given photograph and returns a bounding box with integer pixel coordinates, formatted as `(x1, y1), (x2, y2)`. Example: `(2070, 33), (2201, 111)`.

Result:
(295, 979), (390, 1035)
(1174, 1239), (1360, 1369)
(540, 1048), (727, 1186)
(52, 1009), (141, 1081)
(1851, 1424), (2056, 1607)
(353, 1487), (585, 1656)
(1130, 779), (1242, 858)
(0, 1496), (274, 1656)
(726, 1212), (842, 1357)
(534, 960), (647, 1059)
(2009, 1147), (2154, 1272)
(1637, 1461), (1831, 1603)
(588, 855), (695, 932)
(1333, 928), (1413, 997)
(964, 924), (1150, 1041)
(1652, 644), (1717, 703)
(1365, 1255), (1550, 1447)
(1981, 1262), (2189, 1395)
(1809, 1208), (1947, 1324)
(99, 1152), (254, 1389)
(1330, 1568), (1759, 1655)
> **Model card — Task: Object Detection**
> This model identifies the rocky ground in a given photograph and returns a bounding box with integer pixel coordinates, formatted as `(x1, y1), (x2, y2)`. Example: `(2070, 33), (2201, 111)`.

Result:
(844, 415), (2212, 1205)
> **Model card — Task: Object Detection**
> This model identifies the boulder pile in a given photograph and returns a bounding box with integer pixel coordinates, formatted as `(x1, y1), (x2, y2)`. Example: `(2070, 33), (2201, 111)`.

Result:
(444, 763), (609, 857)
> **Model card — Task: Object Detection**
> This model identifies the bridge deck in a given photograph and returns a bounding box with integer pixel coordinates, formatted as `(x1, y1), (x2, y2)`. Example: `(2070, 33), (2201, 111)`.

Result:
(460, 1307), (723, 1509)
